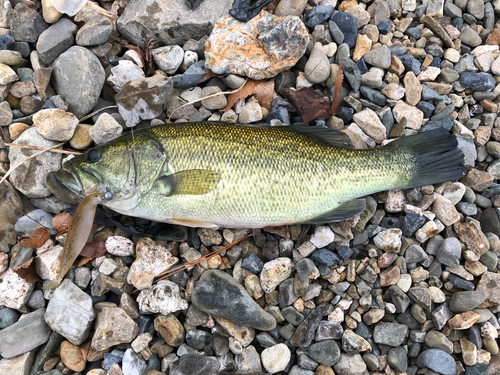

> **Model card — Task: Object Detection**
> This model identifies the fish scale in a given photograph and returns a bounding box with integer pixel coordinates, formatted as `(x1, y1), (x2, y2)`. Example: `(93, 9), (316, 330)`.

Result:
(54, 122), (465, 228)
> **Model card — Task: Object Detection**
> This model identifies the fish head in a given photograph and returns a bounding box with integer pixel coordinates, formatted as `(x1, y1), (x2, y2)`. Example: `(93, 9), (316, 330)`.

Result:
(55, 141), (134, 199)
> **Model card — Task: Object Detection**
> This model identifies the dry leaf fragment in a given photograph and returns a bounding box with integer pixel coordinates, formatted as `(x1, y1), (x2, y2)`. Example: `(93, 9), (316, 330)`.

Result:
(331, 58), (344, 117)
(223, 80), (258, 112)
(80, 241), (107, 259)
(282, 88), (332, 122)
(52, 212), (73, 235)
(14, 257), (42, 283)
(254, 79), (278, 110)
(18, 228), (50, 248)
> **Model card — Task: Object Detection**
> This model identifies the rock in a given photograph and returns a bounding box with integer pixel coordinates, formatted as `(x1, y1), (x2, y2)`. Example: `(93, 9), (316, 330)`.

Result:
(91, 307), (139, 351)
(60, 340), (86, 372)
(417, 349), (457, 375)
(206, 11), (308, 79)
(115, 74), (173, 127)
(261, 343), (291, 373)
(192, 269), (276, 331)
(10, 81), (36, 98)
(476, 272), (500, 307)
(137, 280), (188, 315)
(169, 354), (219, 375)
(0, 180), (22, 253)
(363, 45), (392, 69)
(44, 279), (95, 345)
(51, 0), (87, 16)
(201, 86), (227, 110)
(305, 42), (330, 84)
(33, 109), (79, 142)
(107, 60), (145, 92)
(373, 228), (402, 252)
(432, 194), (460, 226)
(122, 348), (147, 375)
(0, 308), (50, 358)
(152, 45), (184, 75)
(342, 330), (372, 355)
(0, 63), (19, 85)
(154, 314), (185, 347)
(388, 346), (408, 372)
(460, 72), (496, 91)
(425, 330), (453, 354)
(260, 257), (294, 293)
(380, 265), (400, 287)
(105, 236), (135, 257)
(404, 73), (421, 106)
(35, 241), (63, 281)
(373, 323), (408, 347)
(447, 311), (481, 330)
(75, 15), (113, 47)
(0, 352), (35, 375)
(333, 353), (367, 375)
(89, 113), (123, 145)
(52, 46), (105, 117)
(117, 0), (232, 47)
(10, 2), (48, 43)
(127, 237), (178, 290)
(0, 266), (34, 310)
(308, 340), (341, 366)
(393, 101), (424, 130)
(33, 67), (55, 102)
(352, 108), (387, 143)
(436, 237), (461, 267)
(36, 18), (77, 64)
(454, 220), (490, 258)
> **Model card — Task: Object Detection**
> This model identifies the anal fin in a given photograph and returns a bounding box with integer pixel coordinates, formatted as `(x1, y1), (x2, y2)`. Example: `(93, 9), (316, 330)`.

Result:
(303, 199), (366, 224)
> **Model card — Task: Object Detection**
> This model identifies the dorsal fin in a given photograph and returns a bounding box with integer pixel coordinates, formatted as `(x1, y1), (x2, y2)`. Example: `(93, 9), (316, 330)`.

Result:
(290, 124), (354, 149)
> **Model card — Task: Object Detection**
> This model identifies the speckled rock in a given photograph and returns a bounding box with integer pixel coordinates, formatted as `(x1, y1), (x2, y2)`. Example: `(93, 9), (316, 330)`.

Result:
(137, 280), (188, 315)
(206, 11), (308, 79)
(33, 109), (79, 142)
(260, 257), (295, 293)
(91, 307), (139, 351)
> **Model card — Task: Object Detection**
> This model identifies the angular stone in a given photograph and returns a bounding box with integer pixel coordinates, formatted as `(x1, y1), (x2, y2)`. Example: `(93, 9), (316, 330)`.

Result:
(75, 15), (113, 47)
(0, 63), (18, 85)
(260, 257), (294, 293)
(10, 2), (48, 43)
(393, 101), (424, 130)
(91, 307), (139, 351)
(0, 308), (51, 358)
(379, 265), (400, 287)
(33, 109), (79, 142)
(447, 311), (480, 330)
(107, 60), (145, 92)
(352, 108), (386, 143)
(342, 330), (372, 355)
(44, 279), (95, 345)
(36, 18), (77, 64)
(137, 280), (188, 315)
(192, 270), (276, 331)
(0, 268), (34, 310)
(363, 45), (391, 69)
(206, 11), (308, 80)
(454, 220), (490, 258)
(373, 323), (408, 347)
(333, 353), (367, 375)
(477, 272), (500, 307)
(0, 352), (35, 375)
(432, 194), (460, 226)
(154, 314), (185, 347)
(116, 74), (173, 127)
(449, 291), (487, 313)
(0, 180), (22, 253)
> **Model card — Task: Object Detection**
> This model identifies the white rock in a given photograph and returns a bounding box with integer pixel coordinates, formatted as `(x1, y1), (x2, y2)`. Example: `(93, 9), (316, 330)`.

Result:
(51, 0), (87, 16)
(33, 109), (79, 142)
(238, 97), (262, 124)
(470, 45), (499, 57)
(475, 53), (494, 72)
(180, 50), (198, 72)
(352, 108), (386, 144)
(89, 113), (123, 145)
(152, 45), (184, 75)
(393, 101), (424, 130)
(137, 280), (188, 315)
(374, 228), (402, 253)
(260, 258), (294, 293)
(105, 236), (135, 257)
(35, 244), (64, 281)
(0, 63), (18, 85)
(396, 273), (412, 292)
(491, 55), (500, 75)
(261, 343), (291, 374)
(107, 60), (145, 91)
(444, 48), (460, 63)
(99, 258), (118, 275)
(310, 225), (335, 248)
(0, 268), (34, 309)
(417, 67), (441, 81)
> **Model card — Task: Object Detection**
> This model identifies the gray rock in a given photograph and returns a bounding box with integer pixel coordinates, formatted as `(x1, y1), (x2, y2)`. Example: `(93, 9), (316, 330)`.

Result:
(117, 0), (233, 47)
(363, 45), (391, 69)
(9, 2), (48, 43)
(373, 323), (408, 347)
(116, 74), (173, 127)
(308, 340), (341, 366)
(0, 308), (51, 358)
(191, 270), (276, 331)
(455, 135), (477, 167)
(171, 60), (207, 89)
(51, 46), (105, 118)
(305, 42), (330, 84)
(416, 349), (457, 375)
(388, 346), (408, 372)
(36, 18), (77, 65)
(75, 15), (113, 47)
(459, 27), (482, 47)
(436, 237), (461, 267)
(405, 244), (428, 264)
(8, 127), (62, 198)
(431, 302), (453, 330)
(333, 353), (367, 375)
(122, 348), (147, 375)
(29, 332), (65, 375)
(449, 291), (487, 313)
(44, 279), (95, 345)
(152, 45), (184, 75)
(460, 71), (496, 91)
(0, 180), (22, 253)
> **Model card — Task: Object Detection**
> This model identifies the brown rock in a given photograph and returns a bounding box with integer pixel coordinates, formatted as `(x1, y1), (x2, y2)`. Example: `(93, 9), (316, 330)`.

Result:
(432, 194), (460, 226)
(339, 0), (358, 11)
(363, 309), (385, 325)
(404, 71), (421, 105)
(60, 341), (86, 372)
(454, 220), (490, 258)
(447, 311), (480, 330)
(460, 337), (477, 366)
(389, 56), (405, 76)
(474, 126), (492, 146)
(379, 265), (400, 287)
(486, 29), (500, 46)
(353, 34), (372, 62)
(10, 81), (36, 98)
(91, 307), (139, 351)
(461, 169), (494, 191)
(214, 316), (255, 347)
(33, 67), (55, 101)
(424, 82), (452, 94)
(206, 11), (308, 80)
(378, 252), (398, 268)
(33, 109), (79, 142)
(477, 272), (500, 307)
(8, 123), (29, 141)
(465, 261), (488, 276)
(392, 101), (423, 130)
(315, 364), (335, 375)
(154, 314), (185, 347)
(480, 99), (498, 113)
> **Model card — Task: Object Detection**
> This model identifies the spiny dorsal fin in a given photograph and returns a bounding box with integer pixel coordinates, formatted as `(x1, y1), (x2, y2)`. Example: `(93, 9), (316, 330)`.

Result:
(157, 169), (221, 196)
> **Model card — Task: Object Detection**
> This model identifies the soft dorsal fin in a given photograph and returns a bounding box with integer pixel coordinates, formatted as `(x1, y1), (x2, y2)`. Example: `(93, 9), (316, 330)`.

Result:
(290, 124), (354, 149)
(303, 199), (366, 224)
(157, 169), (221, 196)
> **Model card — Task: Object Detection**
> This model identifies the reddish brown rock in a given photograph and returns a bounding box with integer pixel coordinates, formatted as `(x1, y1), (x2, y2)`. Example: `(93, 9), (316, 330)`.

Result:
(379, 265), (401, 287)
(486, 29), (500, 46)
(205, 11), (308, 79)
(447, 311), (480, 330)
(378, 252), (398, 268)
(60, 341), (86, 372)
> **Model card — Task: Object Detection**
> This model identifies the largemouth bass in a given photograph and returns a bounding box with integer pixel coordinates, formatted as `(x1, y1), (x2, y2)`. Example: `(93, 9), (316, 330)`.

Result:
(51, 122), (465, 229)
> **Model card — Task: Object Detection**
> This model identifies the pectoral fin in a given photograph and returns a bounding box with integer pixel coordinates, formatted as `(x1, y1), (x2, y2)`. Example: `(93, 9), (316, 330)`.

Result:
(157, 169), (221, 196)
(303, 199), (366, 224)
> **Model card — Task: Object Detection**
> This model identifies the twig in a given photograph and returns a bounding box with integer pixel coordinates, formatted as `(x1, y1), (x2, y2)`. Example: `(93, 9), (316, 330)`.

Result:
(133, 232), (259, 293)
(5, 143), (82, 155)
(167, 78), (250, 122)
(0, 142), (64, 186)
(79, 106), (118, 123)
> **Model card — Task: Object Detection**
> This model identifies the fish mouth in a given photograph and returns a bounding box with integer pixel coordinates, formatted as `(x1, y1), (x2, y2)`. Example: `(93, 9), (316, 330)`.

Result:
(55, 163), (101, 198)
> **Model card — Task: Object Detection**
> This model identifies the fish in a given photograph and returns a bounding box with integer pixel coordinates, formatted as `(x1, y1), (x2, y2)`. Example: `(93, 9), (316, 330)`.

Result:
(49, 122), (466, 230)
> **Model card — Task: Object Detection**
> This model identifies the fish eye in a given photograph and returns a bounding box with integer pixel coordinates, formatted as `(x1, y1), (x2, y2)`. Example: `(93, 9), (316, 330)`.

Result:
(87, 149), (101, 163)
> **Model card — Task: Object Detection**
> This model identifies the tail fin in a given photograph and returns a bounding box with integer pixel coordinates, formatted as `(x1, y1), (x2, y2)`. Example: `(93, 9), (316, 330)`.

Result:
(389, 128), (466, 189)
